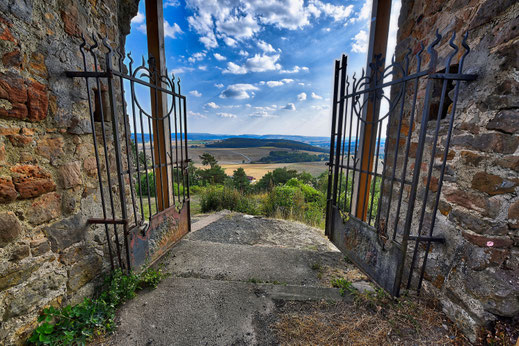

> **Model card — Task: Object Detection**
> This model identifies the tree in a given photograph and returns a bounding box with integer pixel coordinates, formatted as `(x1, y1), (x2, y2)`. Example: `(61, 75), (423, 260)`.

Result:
(200, 153), (217, 168)
(233, 167), (250, 191)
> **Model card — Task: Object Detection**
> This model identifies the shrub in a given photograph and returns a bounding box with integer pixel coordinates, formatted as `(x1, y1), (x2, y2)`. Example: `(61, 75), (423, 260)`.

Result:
(200, 186), (259, 215)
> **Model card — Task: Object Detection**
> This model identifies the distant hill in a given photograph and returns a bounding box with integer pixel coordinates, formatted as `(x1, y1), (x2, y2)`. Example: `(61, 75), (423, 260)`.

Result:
(205, 138), (328, 153)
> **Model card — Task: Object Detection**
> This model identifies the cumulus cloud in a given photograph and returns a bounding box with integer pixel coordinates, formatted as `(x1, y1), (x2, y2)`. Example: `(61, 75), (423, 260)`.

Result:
(257, 40), (276, 53)
(265, 78), (294, 87)
(188, 111), (207, 119)
(184, 0), (356, 49)
(238, 50), (249, 57)
(188, 52), (206, 64)
(217, 112), (237, 118)
(311, 92), (323, 99)
(352, 30), (369, 53)
(189, 90), (202, 97)
(249, 110), (275, 118)
(131, 12), (145, 24)
(214, 53), (226, 61)
(164, 21), (183, 39)
(205, 102), (220, 109)
(214, 83), (224, 88)
(223, 54), (281, 74)
(283, 103), (296, 111)
(220, 84), (259, 99)
(198, 65), (207, 71)
(297, 92), (307, 101)
(350, 0), (372, 23)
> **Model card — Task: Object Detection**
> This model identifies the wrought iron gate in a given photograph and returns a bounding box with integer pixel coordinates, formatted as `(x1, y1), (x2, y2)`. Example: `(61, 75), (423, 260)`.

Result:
(67, 35), (191, 271)
(325, 32), (476, 296)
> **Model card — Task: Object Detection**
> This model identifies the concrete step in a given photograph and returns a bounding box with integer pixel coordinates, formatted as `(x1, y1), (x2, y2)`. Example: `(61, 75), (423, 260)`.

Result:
(162, 239), (345, 287)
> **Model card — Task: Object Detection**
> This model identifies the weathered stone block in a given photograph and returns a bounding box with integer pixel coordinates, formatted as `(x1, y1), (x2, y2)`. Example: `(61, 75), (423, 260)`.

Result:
(2, 49), (22, 68)
(471, 171), (517, 195)
(44, 214), (87, 252)
(28, 192), (61, 225)
(36, 135), (64, 160)
(450, 209), (508, 236)
(11, 164), (56, 199)
(486, 110), (519, 134)
(60, 161), (82, 189)
(443, 187), (500, 218)
(0, 72), (27, 103)
(0, 211), (22, 246)
(462, 231), (513, 248)
(61, 7), (80, 37)
(67, 253), (102, 293)
(508, 200), (519, 229)
(10, 243), (30, 261)
(496, 155), (519, 172)
(0, 262), (39, 290)
(0, 177), (17, 203)
(30, 238), (51, 256)
(451, 133), (519, 154)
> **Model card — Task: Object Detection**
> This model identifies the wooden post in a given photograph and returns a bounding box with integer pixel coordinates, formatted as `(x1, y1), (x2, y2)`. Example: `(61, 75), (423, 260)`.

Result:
(146, 0), (170, 211)
(354, 0), (392, 221)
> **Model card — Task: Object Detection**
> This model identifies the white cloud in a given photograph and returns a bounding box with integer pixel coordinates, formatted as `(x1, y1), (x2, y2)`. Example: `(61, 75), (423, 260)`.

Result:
(238, 50), (249, 57)
(137, 24), (147, 34)
(171, 67), (194, 75)
(217, 112), (237, 118)
(223, 36), (237, 47)
(257, 40), (276, 53)
(214, 83), (224, 88)
(185, 0), (358, 50)
(198, 65), (208, 71)
(224, 54), (281, 74)
(350, 0), (372, 23)
(188, 52), (206, 64)
(311, 105), (329, 110)
(164, 21), (183, 39)
(265, 79), (294, 87)
(131, 12), (145, 24)
(190, 90), (202, 97)
(311, 92), (323, 100)
(297, 92), (307, 101)
(164, 0), (180, 7)
(188, 111), (207, 119)
(280, 65), (309, 74)
(205, 102), (220, 109)
(283, 103), (296, 111)
(220, 84), (259, 99)
(214, 53), (226, 61)
(352, 30), (369, 53)
(249, 110), (275, 118)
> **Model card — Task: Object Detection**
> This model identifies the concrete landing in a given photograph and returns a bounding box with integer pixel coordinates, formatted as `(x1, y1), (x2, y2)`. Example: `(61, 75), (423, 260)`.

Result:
(105, 212), (366, 345)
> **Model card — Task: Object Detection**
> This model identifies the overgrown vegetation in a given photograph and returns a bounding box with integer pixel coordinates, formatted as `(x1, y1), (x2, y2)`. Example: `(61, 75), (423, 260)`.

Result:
(28, 267), (167, 345)
(274, 279), (468, 345)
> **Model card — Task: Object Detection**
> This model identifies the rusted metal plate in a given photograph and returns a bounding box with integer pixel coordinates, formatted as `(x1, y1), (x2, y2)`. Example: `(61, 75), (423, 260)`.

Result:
(329, 206), (403, 296)
(130, 203), (190, 269)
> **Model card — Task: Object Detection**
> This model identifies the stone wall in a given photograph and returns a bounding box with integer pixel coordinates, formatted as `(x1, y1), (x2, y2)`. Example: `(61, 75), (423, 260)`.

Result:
(0, 0), (138, 344)
(391, 0), (519, 342)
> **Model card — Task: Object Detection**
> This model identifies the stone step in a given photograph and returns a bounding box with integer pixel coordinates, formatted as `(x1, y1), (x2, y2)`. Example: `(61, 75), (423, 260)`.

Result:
(106, 276), (349, 346)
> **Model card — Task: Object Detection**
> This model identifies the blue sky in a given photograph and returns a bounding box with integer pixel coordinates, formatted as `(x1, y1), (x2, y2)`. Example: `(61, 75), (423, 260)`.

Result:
(126, 0), (400, 137)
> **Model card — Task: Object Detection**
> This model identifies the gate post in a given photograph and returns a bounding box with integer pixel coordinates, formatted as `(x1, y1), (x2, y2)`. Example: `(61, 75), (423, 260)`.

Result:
(146, 0), (171, 211)
(353, 0), (391, 221)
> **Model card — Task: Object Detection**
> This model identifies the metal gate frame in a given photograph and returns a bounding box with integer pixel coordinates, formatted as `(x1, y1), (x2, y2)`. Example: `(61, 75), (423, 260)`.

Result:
(66, 34), (191, 271)
(325, 32), (476, 296)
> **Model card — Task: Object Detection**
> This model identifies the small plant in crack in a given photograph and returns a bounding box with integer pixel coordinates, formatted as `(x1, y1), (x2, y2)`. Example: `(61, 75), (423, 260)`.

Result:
(331, 278), (357, 296)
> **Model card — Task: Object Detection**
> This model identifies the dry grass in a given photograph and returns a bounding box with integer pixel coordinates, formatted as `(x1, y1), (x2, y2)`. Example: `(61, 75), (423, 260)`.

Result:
(273, 293), (469, 345)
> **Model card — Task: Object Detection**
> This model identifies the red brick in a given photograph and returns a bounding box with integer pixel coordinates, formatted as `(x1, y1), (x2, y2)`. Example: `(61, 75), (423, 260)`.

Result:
(61, 8), (81, 37)
(7, 134), (33, 146)
(0, 23), (16, 43)
(11, 164), (56, 199)
(27, 80), (48, 122)
(2, 49), (22, 69)
(29, 52), (48, 79)
(0, 177), (17, 203)
(0, 72), (27, 103)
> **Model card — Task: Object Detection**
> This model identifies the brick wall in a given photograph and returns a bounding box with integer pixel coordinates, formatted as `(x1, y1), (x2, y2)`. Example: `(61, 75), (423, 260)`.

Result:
(0, 0), (137, 343)
(391, 0), (518, 341)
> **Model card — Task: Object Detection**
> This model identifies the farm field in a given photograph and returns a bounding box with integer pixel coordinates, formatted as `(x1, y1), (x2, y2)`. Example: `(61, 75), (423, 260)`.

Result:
(213, 162), (327, 180)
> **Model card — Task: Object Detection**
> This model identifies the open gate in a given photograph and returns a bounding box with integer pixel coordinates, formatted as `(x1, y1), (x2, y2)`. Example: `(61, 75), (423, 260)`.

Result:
(325, 32), (476, 296)
(67, 35), (190, 271)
